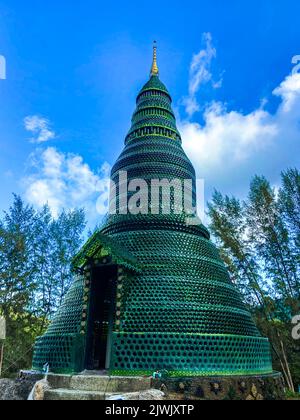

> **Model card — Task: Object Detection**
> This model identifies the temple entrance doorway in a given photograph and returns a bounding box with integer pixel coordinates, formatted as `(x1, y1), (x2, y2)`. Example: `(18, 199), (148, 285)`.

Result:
(85, 265), (118, 371)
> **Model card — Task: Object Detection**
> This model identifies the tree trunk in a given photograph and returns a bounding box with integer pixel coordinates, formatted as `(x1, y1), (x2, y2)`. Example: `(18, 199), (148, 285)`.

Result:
(280, 338), (295, 393)
(0, 342), (4, 377)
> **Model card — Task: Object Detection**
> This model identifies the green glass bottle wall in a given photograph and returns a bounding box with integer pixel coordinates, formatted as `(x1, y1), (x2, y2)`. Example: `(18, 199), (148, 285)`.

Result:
(33, 53), (273, 377)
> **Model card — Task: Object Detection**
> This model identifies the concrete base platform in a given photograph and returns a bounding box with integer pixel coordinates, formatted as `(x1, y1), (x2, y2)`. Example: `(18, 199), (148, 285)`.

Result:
(21, 370), (285, 400)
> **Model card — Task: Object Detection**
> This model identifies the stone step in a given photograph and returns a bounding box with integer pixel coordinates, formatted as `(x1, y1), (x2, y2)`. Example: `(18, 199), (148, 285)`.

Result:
(44, 388), (165, 401)
(44, 388), (106, 401)
(46, 374), (152, 393)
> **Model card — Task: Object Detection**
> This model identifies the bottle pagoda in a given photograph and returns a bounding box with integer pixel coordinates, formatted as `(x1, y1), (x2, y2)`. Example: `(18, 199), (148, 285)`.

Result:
(33, 44), (273, 378)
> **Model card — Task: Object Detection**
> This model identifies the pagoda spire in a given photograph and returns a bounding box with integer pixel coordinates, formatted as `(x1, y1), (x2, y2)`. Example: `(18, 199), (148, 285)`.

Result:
(150, 41), (159, 77)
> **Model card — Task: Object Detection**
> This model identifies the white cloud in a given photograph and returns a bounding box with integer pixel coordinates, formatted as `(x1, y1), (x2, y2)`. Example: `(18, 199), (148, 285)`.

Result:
(24, 115), (56, 143)
(23, 147), (111, 223)
(179, 72), (300, 197)
(183, 33), (222, 116)
(273, 71), (300, 113)
(180, 102), (277, 167)
(178, 33), (300, 198)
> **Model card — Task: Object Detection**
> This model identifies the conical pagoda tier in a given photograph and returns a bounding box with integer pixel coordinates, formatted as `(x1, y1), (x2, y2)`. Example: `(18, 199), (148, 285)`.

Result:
(33, 48), (273, 377)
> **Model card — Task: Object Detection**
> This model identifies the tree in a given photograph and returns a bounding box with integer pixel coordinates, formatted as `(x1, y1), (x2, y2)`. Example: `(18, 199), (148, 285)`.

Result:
(31, 206), (86, 326)
(0, 195), (86, 376)
(208, 191), (267, 307)
(246, 176), (298, 303)
(208, 171), (300, 392)
(279, 169), (300, 286)
(0, 195), (36, 318)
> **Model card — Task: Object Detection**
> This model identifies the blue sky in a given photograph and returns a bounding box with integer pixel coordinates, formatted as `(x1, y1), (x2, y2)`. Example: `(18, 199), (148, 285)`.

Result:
(0, 0), (300, 226)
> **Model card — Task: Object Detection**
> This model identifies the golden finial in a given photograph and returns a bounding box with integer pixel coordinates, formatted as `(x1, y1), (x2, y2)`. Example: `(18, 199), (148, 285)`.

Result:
(150, 41), (159, 77)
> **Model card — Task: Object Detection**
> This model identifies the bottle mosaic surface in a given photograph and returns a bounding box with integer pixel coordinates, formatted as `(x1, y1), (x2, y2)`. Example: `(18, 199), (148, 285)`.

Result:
(33, 45), (273, 377)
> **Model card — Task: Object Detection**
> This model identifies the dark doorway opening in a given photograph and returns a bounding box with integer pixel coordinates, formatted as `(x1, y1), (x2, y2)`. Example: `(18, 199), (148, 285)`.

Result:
(85, 265), (118, 371)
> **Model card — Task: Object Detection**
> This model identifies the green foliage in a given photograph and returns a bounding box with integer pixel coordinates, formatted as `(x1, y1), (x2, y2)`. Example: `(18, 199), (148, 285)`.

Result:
(2, 312), (49, 377)
(208, 168), (300, 390)
(246, 176), (298, 301)
(280, 169), (300, 250)
(0, 195), (86, 376)
(223, 386), (241, 401)
(285, 389), (300, 400)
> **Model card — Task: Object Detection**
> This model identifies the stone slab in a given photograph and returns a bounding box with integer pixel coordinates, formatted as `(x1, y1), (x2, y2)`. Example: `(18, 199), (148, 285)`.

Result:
(69, 375), (152, 393)
(44, 388), (106, 401)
